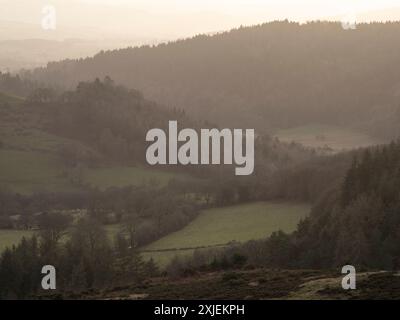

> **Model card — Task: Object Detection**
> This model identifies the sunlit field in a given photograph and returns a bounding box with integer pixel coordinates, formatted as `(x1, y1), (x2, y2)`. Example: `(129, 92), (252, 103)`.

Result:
(142, 201), (310, 267)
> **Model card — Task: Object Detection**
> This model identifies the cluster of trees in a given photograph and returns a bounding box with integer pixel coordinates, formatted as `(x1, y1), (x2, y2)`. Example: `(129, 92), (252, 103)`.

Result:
(5, 20), (400, 295)
(8, 76), (338, 206)
(300, 141), (400, 269)
(27, 21), (400, 139)
(266, 150), (353, 202)
(0, 216), (157, 299)
(84, 185), (201, 247)
(0, 72), (43, 97)
(2, 70), (360, 208)
(0, 183), (201, 247)
(4, 135), (399, 295)
(0, 191), (89, 223)
(195, 136), (352, 205)
(167, 141), (400, 274)
(27, 77), (197, 165)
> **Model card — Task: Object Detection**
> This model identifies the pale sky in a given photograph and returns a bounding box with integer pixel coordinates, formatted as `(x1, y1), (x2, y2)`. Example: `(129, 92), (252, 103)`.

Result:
(1, 0), (400, 40)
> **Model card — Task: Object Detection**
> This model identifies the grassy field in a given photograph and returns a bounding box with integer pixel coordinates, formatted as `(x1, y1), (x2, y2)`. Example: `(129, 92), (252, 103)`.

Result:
(0, 229), (35, 252)
(142, 201), (310, 266)
(0, 92), (24, 105)
(0, 202), (309, 264)
(0, 149), (77, 194)
(84, 166), (188, 190)
(275, 124), (384, 152)
(0, 95), (187, 193)
(0, 148), (186, 194)
(0, 107), (187, 193)
(104, 223), (122, 240)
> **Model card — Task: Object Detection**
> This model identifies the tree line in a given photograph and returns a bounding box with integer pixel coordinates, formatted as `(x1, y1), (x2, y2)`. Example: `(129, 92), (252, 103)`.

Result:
(0, 217), (157, 299)
(26, 21), (400, 140)
(165, 141), (400, 274)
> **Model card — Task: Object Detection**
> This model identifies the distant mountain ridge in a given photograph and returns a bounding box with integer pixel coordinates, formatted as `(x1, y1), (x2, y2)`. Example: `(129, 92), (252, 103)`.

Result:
(0, 37), (163, 72)
(26, 21), (400, 139)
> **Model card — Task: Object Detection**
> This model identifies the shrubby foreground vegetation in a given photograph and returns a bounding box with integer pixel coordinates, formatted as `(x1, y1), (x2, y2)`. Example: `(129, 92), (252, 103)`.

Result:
(0, 218), (157, 299)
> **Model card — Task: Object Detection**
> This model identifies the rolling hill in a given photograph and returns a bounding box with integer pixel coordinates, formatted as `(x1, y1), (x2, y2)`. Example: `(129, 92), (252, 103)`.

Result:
(0, 82), (192, 194)
(27, 21), (400, 142)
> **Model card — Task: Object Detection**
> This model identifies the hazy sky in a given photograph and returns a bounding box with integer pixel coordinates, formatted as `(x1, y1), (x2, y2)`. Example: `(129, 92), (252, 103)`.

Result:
(1, 0), (400, 40)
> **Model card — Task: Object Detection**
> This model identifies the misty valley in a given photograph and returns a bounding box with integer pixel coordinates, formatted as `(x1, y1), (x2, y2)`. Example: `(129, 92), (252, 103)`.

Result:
(1, 19), (400, 301)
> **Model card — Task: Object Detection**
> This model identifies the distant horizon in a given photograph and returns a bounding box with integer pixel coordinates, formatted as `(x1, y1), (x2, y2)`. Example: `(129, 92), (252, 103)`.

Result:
(2, 0), (400, 73)
(1, 0), (400, 42)
(3, 18), (400, 73)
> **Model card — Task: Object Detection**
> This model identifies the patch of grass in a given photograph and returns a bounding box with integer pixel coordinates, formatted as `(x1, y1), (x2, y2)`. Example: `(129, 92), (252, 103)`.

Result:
(0, 229), (35, 252)
(275, 124), (384, 152)
(145, 202), (309, 249)
(104, 223), (122, 240)
(0, 100), (94, 194)
(0, 149), (76, 194)
(142, 202), (310, 266)
(0, 97), (192, 193)
(0, 148), (189, 194)
(0, 101), (96, 154)
(84, 166), (189, 190)
(0, 92), (24, 105)
(4, 128), (94, 154)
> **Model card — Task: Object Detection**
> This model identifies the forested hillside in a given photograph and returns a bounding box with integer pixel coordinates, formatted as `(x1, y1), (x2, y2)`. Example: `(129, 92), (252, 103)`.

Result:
(186, 141), (400, 273)
(0, 77), (338, 298)
(0, 72), (43, 97)
(39, 77), (193, 164)
(296, 142), (400, 269)
(27, 21), (400, 139)
(2, 20), (400, 298)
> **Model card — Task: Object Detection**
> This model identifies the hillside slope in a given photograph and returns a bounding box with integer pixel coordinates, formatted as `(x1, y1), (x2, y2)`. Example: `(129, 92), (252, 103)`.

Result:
(0, 79), (193, 194)
(81, 268), (400, 300)
(28, 21), (400, 138)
